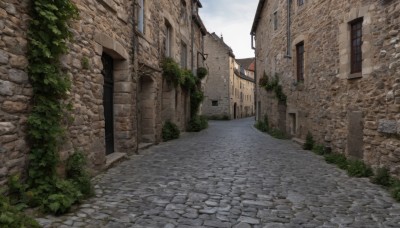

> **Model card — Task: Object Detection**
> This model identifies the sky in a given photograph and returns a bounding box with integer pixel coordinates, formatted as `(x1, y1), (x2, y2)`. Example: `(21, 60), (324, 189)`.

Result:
(199, 0), (259, 59)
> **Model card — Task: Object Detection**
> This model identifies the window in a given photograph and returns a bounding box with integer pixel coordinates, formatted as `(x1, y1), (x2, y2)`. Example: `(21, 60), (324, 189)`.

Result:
(180, 0), (187, 21)
(137, 0), (144, 33)
(350, 18), (363, 74)
(298, 0), (304, 6)
(165, 21), (172, 57)
(180, 42), (187, 69)
(212, 100), (218, 106)
(273, 11), (278, 30)
(296, 42), (304, 82)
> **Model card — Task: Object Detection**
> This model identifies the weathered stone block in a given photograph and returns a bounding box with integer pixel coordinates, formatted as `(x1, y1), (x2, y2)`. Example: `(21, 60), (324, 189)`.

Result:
(378, 119), (397, 134)
(114, 82), (131, 93)
(0, 122), (16, 135)
(0, 80), (13, 96)
(8, 69), (28, 84)
(0, 49), (9, 64)
(2, 101), (28, 113)
(9, 55), (28, 69)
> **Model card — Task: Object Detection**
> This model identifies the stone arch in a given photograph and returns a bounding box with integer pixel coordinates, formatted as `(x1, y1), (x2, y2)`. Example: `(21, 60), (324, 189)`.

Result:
(138, 75), (157, 143)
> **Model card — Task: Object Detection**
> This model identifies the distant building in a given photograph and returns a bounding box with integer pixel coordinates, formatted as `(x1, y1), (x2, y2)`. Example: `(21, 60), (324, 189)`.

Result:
(203, 33), (255, 119)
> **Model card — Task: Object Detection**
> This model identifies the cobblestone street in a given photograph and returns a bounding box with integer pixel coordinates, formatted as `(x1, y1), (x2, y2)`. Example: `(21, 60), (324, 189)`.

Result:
(38, 118), (400, 228)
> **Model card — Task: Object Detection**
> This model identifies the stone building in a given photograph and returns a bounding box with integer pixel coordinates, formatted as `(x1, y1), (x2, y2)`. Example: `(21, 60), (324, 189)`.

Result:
(236, 58), (256, 117)
(0, 0), (136, 185)
(137, 0), (207, 145)
(203, 33), (255, 119)
(0, 0), (207, 185)
(251, 0), (400, 175)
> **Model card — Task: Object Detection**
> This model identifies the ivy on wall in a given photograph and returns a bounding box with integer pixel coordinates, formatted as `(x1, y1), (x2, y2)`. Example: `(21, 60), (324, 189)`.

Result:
(161, 58), (208, 131)
(15, 0), (93, 215)
(259, 71), (287, 105)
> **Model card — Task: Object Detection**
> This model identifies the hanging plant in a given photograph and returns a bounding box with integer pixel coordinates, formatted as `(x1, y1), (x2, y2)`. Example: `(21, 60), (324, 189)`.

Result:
(181, 69), (196, 90)
(196, 67), (208, 80)
(161, 57), (182, 86)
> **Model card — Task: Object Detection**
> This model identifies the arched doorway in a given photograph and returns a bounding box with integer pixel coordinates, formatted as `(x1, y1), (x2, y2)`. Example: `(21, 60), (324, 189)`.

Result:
(102, 53), (114, 155)
(138, 75), (156, 143)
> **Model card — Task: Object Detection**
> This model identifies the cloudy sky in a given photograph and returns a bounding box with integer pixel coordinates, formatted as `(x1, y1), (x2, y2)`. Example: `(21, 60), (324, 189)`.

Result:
(199, 0), (259, 59)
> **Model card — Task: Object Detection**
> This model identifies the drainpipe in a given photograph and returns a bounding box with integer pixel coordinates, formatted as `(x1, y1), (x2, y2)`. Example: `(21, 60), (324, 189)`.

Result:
(191, 1), (195, 72)
(133, 0), (140, 153)
(251, 35), (257, 120)
(284, 0), (292, 59)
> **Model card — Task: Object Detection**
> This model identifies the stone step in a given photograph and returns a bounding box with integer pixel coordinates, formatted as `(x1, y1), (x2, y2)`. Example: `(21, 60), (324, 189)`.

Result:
(105, 152), (128, 169)
(292, 137), (305, 146)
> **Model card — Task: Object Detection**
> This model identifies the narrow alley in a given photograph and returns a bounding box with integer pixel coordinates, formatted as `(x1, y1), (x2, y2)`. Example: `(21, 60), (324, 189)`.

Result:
(37, 118), (400, 228)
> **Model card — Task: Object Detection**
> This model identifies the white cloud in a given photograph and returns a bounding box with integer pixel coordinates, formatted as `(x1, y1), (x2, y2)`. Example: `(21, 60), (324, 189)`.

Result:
(199, 0), (259, 59)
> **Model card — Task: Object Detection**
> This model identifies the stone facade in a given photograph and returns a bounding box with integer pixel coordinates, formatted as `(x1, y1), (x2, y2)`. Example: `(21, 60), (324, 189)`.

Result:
(0, 0), (31, 186)
(203, 33), (255, 119)
(0, 0), (136, 182)
(251, 0), (400, 176)
(0, 0), (206, 185)
(136, 0), (206, 144)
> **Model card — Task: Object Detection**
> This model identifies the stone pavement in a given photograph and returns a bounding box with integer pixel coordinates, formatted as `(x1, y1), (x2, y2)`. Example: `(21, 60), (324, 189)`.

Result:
(37, 118), (400, 227)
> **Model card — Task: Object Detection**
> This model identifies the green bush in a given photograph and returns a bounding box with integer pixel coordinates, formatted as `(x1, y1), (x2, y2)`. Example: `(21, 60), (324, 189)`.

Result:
(0, 192), (40, 228)
(197, 67), (208, 79)
(255, 114), (269, 132)
(42, 179), (82, 215)
(346, 160), (373, 177)
(324, 153), (348, 169)
(391, 180), (400, 201)
(162, 121), (180, 141)
(255, 121), (268, 132)
(372, 167), (391, 187)
(303, 132), (315, 150)
(312, 144), (326, 155)
(269, 128), (288, 139)
(66, 151), (93, 197)
(162, 57), (182, 86)
(187, 115), (208, 132)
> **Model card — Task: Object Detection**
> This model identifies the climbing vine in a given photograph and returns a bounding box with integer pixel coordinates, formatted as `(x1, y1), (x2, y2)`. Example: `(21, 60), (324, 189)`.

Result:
(17, 0), (92, 215)
(161, 58), (208, 131)
(259, 72), (287, 105)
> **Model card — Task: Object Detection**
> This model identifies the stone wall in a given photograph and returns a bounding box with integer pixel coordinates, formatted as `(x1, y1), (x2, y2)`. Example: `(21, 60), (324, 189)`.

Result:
(0, 0), (31, 186)
(253, 0), (400, 176)
(137, 0), (206, 143)
(0, 0), (137, 184)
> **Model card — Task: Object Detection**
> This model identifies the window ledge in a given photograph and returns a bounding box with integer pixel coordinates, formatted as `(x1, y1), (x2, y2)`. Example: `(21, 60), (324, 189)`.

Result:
(348, 72), (362, 79)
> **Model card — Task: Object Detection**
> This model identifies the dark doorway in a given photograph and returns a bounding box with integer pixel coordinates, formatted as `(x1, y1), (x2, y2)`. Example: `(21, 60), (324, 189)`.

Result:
(102, 53), (114, 155)
(234, 103), (237, 119)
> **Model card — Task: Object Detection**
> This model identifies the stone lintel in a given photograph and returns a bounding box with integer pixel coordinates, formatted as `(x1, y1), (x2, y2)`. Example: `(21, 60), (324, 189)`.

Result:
(94, 33), (129, 60)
